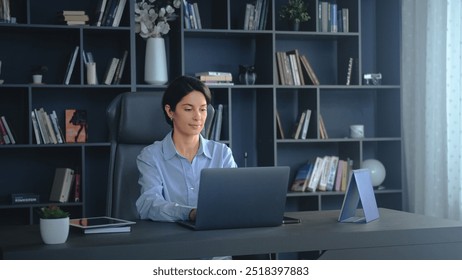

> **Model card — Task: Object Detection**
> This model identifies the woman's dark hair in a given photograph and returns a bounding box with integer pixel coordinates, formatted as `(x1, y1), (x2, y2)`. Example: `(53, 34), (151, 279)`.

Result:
(162, 75), (212, 127)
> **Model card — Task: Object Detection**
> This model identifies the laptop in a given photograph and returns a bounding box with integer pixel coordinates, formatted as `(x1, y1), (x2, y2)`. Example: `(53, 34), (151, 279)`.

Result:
(178, 166), (290, 230)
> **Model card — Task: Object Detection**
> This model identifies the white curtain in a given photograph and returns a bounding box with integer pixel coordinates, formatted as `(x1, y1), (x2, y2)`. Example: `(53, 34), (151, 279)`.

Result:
(402, 0), (462, 220)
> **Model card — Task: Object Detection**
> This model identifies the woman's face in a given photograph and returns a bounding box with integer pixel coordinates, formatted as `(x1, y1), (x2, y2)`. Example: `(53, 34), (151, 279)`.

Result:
(166, 90), (207, 137)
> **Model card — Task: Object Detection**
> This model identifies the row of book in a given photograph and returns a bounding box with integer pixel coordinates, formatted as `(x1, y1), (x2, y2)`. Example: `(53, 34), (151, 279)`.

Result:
(93, 0), (127, 27)
(243, 0), (269, 30)
(291, 156), (354, 193)
(63, 46), (128, 85)
(50, 167), (81, 203)
(276, 109), (328, 140)
(101, 50), (128, 85)
(276, 49), (320, 86)
(202, 104), (224, 141)
(0, 115), (15, 144)
(183, 0), (202, 30)
(0, 0), (11, 23)
(31, 108), (87, 145)
(318, 0), (349, 33)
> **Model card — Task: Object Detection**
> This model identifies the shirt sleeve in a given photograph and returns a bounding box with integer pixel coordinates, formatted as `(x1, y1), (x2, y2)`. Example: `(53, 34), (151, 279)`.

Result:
(135, 147), (192, 222)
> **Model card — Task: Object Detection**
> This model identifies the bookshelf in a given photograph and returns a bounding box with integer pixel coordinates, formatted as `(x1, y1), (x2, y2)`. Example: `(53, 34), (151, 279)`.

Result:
(0, 0), (402, 225)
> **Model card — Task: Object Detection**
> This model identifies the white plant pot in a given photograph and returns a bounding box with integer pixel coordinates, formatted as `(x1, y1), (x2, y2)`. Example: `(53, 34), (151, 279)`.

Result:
(32, 74), (43, 84)
(40, 217), (70, 245)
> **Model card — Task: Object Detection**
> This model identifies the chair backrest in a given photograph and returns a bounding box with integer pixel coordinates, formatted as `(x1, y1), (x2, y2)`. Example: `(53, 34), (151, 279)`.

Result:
(106, 92), (214, 220)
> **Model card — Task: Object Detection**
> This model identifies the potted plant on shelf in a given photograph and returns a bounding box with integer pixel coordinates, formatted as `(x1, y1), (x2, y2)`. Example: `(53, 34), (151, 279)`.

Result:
(31, 65), (48, 84)
(279, 0), (310, 31)
(37, 205), (70, 245)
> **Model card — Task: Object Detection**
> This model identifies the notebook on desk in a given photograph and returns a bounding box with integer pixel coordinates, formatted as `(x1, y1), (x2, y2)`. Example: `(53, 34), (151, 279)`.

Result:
(177, 166), (291, 230)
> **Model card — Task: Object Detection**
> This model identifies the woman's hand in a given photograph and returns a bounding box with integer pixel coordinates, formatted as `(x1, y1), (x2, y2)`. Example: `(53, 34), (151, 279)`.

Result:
(189, 209), (197, 221)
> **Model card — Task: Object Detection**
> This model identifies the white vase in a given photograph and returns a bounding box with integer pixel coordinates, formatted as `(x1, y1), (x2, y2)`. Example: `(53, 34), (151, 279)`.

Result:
(40, 217), (70, 245)
(144, 36), (168, 85)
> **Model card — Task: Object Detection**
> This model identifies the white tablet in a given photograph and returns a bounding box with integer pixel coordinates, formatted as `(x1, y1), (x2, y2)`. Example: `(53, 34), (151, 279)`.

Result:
(70, 216), (136, 229)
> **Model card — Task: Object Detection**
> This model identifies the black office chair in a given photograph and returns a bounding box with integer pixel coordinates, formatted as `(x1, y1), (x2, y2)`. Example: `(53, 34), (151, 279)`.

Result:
(106, 92), (214, 220)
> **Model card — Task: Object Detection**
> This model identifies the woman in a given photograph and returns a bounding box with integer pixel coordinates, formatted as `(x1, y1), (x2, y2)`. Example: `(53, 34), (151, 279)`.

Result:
(136, 76), (237, 222)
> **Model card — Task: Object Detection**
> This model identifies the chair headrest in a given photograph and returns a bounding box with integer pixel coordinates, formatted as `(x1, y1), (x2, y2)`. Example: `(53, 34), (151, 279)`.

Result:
(107, 92), (171, 144)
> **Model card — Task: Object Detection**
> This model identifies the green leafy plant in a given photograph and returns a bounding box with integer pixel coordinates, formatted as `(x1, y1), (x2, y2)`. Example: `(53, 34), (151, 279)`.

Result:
(31, 65), (48, 75)
(279, 0), (310, 23)
(37, 205), (70, 219)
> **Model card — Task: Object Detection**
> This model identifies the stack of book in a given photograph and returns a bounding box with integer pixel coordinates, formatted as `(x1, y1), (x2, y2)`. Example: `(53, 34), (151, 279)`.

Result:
(58, 10), (89, 25)
(195, 71), (234, 86)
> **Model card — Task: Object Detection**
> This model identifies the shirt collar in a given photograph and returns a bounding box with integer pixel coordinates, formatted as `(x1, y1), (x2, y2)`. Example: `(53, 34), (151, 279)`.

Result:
(162, 131), (212, 160)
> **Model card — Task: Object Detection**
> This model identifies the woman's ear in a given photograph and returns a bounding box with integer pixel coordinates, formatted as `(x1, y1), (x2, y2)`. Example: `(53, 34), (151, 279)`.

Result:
(165, 104), (173, 120)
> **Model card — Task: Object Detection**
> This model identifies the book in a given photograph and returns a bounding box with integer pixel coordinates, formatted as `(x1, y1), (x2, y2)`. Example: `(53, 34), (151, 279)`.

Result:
(0, 117), (10, 144)
(35, 108), (50, 144)
(63, 20), (87, 26)
(319, 114), (328, 139)
(84, 226), (131, 234)
(73, 170), (81, 202)
(50, 110), (65, 144)
(293, 111), (306, 139)
(58, 14), (90, 22)
(287, 49), (305, 85)
(70, 216), (136, 234)
(49, 168), (75, 203)
(291, 162), (314, 192)
(334, 159), (346, 191)
(276, 110), (285, 139)
(113, 50), (128, 84)
(306, 157), (323, 192)
(300, 54), (320, 85)
(64, 46), (79, 85)
(65, 109), (88, 143)
(326, 156), (339, 191)
(317, 156), (331, 191)
(102, 0), (118, 26)
(195, 71), (232, 77)
(94, 0), (108, 26)
(300, 109), (311, 140)
(197, 74), (233, 82)
(192, 2), (202, 29)
(103, 57), (120, 85)
(1, 116), (15, 144)
(112, 0), (127, 27)
(61, 10), (86, 16)
(31, 111), (42, 144)
(42, 109), (57, 144)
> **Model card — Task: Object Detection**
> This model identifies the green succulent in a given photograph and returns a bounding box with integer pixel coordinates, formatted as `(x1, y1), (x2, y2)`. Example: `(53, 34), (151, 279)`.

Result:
(37, 205), (70, 219)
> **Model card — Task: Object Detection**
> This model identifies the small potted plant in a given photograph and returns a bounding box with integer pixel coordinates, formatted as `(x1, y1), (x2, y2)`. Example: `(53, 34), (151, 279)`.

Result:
(31, 65), (48, 84)
(37, 205), (70, 244)
(279, 0), (310, 31)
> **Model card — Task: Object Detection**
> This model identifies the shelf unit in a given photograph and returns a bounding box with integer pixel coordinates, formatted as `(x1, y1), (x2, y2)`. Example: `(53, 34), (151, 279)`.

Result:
(0, 0), (402, 225)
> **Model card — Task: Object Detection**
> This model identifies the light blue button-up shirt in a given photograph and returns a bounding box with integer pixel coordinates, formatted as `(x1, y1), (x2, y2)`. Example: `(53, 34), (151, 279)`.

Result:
(136, 132), (237, 222)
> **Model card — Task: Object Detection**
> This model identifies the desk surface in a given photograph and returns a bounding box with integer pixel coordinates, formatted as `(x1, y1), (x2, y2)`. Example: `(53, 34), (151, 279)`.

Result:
(2, 208), (462, 260)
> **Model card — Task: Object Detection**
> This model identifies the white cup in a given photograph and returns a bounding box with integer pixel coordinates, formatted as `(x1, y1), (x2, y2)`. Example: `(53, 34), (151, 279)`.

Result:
(350, 124), (364, 138)
(86, 62), (97, 85)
